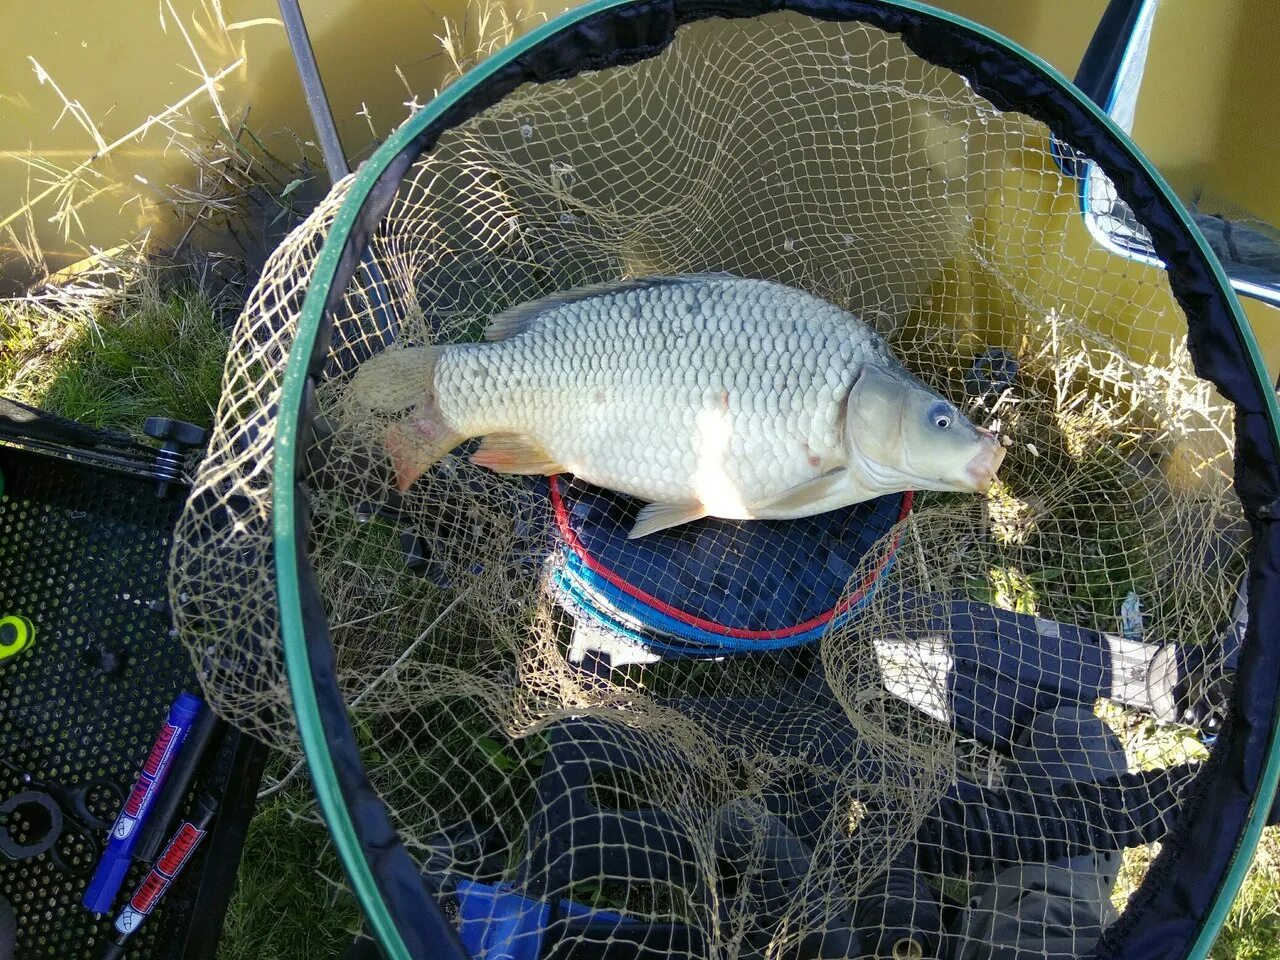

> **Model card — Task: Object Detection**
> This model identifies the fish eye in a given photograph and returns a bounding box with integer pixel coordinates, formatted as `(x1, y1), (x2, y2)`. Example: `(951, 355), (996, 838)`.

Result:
(928, 401), (953, 430)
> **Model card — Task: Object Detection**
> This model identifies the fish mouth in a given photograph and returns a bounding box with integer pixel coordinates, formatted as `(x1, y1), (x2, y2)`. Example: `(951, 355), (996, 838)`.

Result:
(963, 437), (1007, 493)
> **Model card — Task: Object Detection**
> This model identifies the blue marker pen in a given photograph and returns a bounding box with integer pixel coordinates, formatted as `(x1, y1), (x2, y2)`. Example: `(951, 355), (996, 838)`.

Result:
(83, 692), (203, 914)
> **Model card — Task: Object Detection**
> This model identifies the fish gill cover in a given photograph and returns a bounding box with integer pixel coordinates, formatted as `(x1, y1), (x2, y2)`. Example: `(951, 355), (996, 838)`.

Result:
(170, 9), (1247, 960)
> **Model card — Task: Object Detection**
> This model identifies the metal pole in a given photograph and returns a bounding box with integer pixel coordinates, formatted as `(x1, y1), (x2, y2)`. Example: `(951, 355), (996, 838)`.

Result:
(271, 0), (401, 371)
(276, 0), (350, 184)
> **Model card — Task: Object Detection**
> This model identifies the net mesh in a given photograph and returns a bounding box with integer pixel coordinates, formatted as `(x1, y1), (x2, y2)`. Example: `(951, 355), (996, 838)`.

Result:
(171, 11), (1248, 959)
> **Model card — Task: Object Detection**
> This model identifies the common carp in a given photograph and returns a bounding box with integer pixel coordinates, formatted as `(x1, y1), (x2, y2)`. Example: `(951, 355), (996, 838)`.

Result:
(349, 274), (1005, 538)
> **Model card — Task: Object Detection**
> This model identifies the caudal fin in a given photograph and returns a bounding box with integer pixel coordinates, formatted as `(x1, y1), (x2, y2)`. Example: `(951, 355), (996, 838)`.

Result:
(347, 345), (463, 491)
(384, 410), (464, 492)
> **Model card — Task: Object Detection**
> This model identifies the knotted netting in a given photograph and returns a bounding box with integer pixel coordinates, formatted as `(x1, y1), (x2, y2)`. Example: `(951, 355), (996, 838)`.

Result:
(169, 4), (1276, 959)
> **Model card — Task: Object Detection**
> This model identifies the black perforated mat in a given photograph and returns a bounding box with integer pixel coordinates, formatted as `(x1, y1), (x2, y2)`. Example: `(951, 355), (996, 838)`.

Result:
(0, 444), (258, 960)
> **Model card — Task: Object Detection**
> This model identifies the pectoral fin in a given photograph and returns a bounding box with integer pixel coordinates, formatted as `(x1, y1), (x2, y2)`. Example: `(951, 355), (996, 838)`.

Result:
(751, 468), (848, 513)
(470, 434), (565, 476)
(627, 501), (708, 539)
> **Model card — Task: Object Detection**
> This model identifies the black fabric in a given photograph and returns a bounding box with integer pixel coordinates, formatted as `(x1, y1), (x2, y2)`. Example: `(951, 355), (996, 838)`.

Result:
(921, 766), (1190, 878)
(547, 475), (906, 637)
(1072, 0), (1150, 108)
(0, 895), (12, 960)
(290, 2), (1280, 958)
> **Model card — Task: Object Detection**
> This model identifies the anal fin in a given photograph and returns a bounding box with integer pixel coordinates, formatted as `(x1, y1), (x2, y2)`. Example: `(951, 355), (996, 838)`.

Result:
(470, 433), (565, 476)
(751, 468), (848, 514)
(627, 501), (708, 540)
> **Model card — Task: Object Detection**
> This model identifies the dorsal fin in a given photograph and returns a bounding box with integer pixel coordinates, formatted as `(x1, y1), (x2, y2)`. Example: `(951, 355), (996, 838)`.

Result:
(482, 272), (741, 341)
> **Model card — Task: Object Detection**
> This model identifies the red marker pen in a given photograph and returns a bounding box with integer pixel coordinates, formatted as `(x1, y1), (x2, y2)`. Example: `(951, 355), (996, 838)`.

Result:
(96, 792), (218, 960)
(83, 691), (203, 914)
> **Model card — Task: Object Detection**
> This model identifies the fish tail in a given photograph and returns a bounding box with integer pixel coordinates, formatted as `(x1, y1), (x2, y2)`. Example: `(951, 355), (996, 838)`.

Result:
(384, 408), (464, 492)
(347, 345), (464, 491)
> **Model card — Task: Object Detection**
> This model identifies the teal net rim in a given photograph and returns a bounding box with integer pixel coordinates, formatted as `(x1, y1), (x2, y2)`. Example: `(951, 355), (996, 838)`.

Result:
(269, 2), (1280, 959)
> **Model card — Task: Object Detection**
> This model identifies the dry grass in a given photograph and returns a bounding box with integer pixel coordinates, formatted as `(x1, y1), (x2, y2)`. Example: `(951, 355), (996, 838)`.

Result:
(0, 251), (232, 436)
